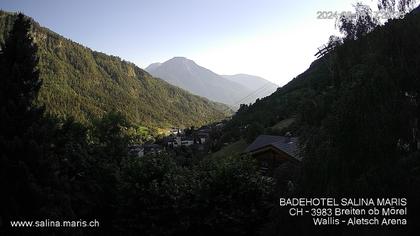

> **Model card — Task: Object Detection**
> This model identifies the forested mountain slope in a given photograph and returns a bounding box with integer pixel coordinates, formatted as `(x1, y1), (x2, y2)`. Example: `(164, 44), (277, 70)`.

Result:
(0, 11), (230, 128)
(224, 8), (420, 197)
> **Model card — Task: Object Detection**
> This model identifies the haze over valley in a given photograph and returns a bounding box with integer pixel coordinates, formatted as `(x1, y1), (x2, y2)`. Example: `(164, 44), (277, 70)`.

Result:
(146, 57), (278, 107)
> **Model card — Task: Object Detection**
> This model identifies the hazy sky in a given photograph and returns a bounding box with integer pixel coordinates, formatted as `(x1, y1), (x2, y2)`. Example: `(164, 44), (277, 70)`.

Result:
(0, 0), (377, 85)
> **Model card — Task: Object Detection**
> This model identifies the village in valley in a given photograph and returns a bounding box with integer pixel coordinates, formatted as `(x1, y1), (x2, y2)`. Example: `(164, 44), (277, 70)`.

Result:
(128, 122), (226, 158)
(128, 120), (301, 183)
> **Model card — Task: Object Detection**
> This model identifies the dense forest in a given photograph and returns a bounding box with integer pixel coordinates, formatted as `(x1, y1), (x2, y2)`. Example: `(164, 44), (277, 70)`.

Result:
(0, 11), (230, 129)
(0, 14), (273, 235)
(222, 3), (420, 234)
(2, 1), (420, 235)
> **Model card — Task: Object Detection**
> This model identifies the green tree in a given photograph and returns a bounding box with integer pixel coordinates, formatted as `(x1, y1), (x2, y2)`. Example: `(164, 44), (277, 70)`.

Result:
(378, 0), (417, 14)
(245, 122), (264, 143)
(0, 13), (42, 135)
(337, 3), (379, 41)
(0, 13), (48, 223)
(117, 154), (274, 235)
(91, 111), (131, 165)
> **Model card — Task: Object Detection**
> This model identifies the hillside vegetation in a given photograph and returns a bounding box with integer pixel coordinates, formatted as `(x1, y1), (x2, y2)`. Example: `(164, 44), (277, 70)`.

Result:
(224, 8), (420, 195)
(221, 8), (420, 234)
(1, 14), (271, 235)
(0, 11), (230, 128)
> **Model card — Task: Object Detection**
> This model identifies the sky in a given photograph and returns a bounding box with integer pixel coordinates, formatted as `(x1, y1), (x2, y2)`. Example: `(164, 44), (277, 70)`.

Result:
(0, 0), (378, 86)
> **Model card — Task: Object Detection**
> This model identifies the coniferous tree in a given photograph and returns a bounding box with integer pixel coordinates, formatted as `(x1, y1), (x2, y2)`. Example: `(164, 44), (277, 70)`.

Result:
(0, 13), (46, 225)
(0, 13), (41, 134)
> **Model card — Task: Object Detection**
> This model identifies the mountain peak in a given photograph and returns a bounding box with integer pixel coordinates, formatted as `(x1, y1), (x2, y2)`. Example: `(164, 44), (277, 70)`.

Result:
(145, 62), (162, 71)
(167, 56), (196, 66)
(145, 57), (196, 72)
(145, 58), (278, 107)
(171, 56), (188, 60)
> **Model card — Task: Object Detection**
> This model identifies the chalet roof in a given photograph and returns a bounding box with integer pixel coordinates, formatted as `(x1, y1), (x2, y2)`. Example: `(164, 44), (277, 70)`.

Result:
(413, 5), (420, 14)
(244, 135), (300, 160)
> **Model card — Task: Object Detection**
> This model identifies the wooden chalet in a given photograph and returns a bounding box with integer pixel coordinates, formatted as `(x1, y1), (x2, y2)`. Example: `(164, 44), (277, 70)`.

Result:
(243, 135), (300, 176)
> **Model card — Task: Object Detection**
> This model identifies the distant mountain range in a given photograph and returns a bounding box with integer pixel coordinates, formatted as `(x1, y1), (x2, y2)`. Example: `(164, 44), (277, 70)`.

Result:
(145, 57), (278, 108)
(0, 11), (230, 128)
(222, 74), (278, 93)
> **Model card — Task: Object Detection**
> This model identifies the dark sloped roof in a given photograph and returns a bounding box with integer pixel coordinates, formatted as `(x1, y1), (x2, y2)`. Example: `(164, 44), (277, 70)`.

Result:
(244, 135), (300, 160)
(413, 5), (420, 14)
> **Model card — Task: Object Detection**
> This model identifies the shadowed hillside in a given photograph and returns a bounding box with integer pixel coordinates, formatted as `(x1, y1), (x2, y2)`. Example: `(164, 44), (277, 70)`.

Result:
(225, 5), (420, 195)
